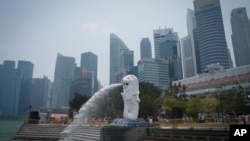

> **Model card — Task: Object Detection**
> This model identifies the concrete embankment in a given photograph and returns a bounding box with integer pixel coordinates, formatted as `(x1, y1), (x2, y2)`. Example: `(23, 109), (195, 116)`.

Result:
(13, 123), (230, 141)
(13, 124), (101, 141)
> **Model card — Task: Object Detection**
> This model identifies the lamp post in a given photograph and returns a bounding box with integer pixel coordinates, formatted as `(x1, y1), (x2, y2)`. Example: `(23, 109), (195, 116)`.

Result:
(219, 94), (224, 124)
(216, 85), (224, 124)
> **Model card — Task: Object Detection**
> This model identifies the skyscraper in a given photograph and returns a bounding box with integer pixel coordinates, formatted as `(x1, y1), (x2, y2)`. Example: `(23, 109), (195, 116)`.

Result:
(0, 61), (22, 115)
(81, 52), (98, 75)
(138, 58), (169, 89)
(70, 67), (93, 101)
(159, 31), (183, 82)
(231, 7), (250, 67)
(181, 8), (197, 78)
(194, 0), (231, 72)
(17, 61), (34, 81)
(120, 49), (134, 80)
(81, 52), (98, 93)
(153, 28), (173, 58)
(140, 38), (152, 59)
(29, 76), (52, 111)
(109, 33), (129, 84)
(53, 53), (76, 108)
(17, 60), (34, 115)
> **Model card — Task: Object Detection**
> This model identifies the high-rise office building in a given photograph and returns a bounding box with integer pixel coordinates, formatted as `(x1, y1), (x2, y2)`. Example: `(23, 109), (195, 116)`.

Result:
(17, 60), (34, 115)
(153, 28), (173, 58)
(159, 31), (183, 82)
(120, 49), (134, 80)
(193, 0), (231, 72)
(138, 58), (169, 89)
(140, 38), (152, 59)
(17, 61), (34, 81)
(70, 67), (92, 99)
(110, 33), (129, 84)
(181, 8), (197, 78)
(44, 76), (53, 108)
(0, 61), (22, 115)
(53, 53), (76, 108)
(29, 76), (52, 111)
(231, 7), (250, 67)
(81, 52), (98, 93)
(18, 79), (32, 115)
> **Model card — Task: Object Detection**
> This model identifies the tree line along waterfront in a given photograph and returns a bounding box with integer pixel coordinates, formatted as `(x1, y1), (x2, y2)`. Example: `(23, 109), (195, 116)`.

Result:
(68, 82), (250, 126)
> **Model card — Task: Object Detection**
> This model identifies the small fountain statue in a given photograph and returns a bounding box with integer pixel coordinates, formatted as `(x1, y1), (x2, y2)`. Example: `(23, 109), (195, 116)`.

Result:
(110, 75), (148, 126)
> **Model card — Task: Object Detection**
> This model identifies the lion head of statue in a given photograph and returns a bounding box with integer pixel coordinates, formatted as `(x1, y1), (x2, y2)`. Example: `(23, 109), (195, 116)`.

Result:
(121, 74), (140, 102)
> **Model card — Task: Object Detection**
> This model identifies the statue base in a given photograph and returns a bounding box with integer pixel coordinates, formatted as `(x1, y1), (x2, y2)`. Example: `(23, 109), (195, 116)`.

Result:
(110, 118), (148, 127)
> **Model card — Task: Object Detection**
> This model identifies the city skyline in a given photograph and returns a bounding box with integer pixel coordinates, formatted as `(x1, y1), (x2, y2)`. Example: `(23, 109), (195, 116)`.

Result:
(0, 0), (250, 87)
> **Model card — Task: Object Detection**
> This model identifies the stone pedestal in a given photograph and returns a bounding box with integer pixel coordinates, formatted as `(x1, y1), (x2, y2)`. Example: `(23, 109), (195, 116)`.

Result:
(110, 118), (148, 127)
(100, 126), (148, 141)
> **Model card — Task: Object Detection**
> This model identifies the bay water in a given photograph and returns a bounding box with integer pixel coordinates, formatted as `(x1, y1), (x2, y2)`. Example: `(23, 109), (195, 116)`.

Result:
(0, 118), (24, 141)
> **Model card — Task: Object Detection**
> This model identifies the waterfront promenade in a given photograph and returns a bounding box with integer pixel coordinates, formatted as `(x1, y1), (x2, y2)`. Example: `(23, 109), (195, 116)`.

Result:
(12, 117), (249, 141)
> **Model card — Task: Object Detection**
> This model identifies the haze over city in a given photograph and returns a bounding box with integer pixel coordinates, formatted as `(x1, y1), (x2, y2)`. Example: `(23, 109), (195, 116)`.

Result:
(0, 0), (250, 87)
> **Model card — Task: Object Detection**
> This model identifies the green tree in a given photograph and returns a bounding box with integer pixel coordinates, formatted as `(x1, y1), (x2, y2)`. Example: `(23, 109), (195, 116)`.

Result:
(186, 97), (204, 118)
(217, 86), (245, 117)
(138, 82), (162, 118)
(201, 97), (219, 118)
(68, 93), (90, 118)
(165, 83), (187, 101)
(162, 97), (187, 118)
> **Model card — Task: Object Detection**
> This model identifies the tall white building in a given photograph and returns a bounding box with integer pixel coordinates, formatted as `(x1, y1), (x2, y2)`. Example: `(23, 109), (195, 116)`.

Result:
(181, 8), (197, 78)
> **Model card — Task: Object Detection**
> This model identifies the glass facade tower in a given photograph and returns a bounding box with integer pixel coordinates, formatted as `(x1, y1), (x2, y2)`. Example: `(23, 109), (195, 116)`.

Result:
(138, 58), (169, 89)
(140, 38), (152, 59)
(81, 52), (98, 93)
(17, 61), (33, 81)
(17, 60), (34, 115)
(159, 32), (183, 82)
(53, 53), (76, 108)
(153, 28), (173, 59)
(120, 49), (134, 80)
(194, 0), (231, 72)
(0, 61), (22, 115)
(109, 33), (129, 84)
(231, 7), (250, 67)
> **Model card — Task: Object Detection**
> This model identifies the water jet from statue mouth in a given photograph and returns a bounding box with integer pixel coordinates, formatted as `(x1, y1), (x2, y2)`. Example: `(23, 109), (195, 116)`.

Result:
(60, 83), (122, 140)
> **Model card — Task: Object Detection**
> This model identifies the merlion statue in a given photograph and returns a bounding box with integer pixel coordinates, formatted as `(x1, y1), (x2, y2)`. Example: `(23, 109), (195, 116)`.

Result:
(110, 75), (147, 126)
(121, 75), (140, 120)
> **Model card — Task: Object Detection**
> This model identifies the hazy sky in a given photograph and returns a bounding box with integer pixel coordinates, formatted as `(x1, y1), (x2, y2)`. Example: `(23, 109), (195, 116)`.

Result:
(0, 0), (250, 87)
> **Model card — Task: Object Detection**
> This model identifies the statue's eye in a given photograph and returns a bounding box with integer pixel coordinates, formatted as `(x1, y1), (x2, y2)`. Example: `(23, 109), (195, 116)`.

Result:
(125, 83), (128, 86)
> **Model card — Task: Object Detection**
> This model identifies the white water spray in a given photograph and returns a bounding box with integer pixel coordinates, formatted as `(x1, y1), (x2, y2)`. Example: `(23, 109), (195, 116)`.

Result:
(60, 83), (122, 140)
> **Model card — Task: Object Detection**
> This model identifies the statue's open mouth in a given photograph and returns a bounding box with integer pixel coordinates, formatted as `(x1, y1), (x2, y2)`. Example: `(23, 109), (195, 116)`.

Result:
(121, 80), (128, 86)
